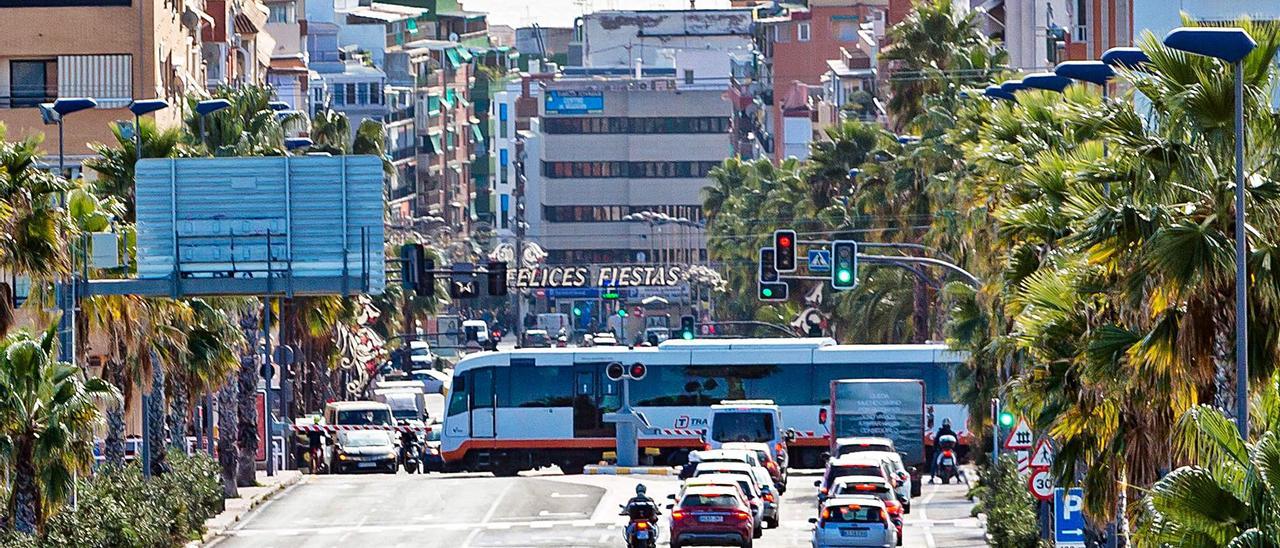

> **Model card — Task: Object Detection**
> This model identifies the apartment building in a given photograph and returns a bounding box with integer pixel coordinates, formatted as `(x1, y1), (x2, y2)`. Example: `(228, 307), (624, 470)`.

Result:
(526, 76), (729, 265)
(570, 9), (755, 88)
(0, 0), (211, 174)
(203, 0), (275, 90)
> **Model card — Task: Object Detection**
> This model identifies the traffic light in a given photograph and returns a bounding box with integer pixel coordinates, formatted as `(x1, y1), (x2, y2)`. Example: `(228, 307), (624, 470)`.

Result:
(487, 261), (508, 296)
(679, 315), (696, 340)
(758, 247), (788, 301)
(573, 306), (583, 317)
(616, 307), (628, 317)
(628, 362), (647, 380)
(831, 240), (857, 291)
(418, 257), (435, 297)
(400, 243), (420, 291)
(606, 362), (626, 381)
(999, 410), (1016, 427)
(774, 229), (797, 272)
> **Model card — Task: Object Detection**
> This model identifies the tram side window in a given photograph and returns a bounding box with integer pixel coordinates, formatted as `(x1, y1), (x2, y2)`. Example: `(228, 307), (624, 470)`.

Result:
(630, 364), (810, 406)
(508, 366), (575, 407)
(447, 374), (468, 416)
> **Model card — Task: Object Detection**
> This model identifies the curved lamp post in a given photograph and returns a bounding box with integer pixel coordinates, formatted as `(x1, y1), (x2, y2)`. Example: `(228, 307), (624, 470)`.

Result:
(1054, 61), (1114, 87)
(1022, 72), (1072, 93)
(195, 98), (232, 149)
(1101, 46), (1151, 70)
(982, 85), (1016, 102)
(129, 99), (168, 164)
(1165, 26), (1257, 436)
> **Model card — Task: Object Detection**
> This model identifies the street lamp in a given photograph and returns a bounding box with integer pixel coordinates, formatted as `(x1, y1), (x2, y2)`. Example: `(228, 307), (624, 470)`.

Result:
(1164, 25), (1257, 437)
(982, 85), (1015, 102)
(129, 99), (168, 164)
(1021, 72), (1072, 93)
(268, 100), (291, 111)
(999, 80), (1027, 94)
(1053, 61), (1114, 87)
(285, 137), (313, 151)
(195, 98), (232, 150)
(1100, 46), (1151, 70)
(41, 98), (98, 181)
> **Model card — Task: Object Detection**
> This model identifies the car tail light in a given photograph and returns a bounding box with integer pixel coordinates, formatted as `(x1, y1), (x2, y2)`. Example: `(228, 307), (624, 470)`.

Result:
(702, 443), (711, 451)
(672, 510), (685, 521)
(763, 492), (775, 503)
(886, 500), (901, 513)
(821, 508), (831, 520)
(854, 484), (876, 492)
(766, 461), (778, 472)
(636, 521), (649, 530)
(880, 509), (889, 522)
(775, 442), (785, 455)
(733, 510), (751, 521)
(819, 487), (828, 496)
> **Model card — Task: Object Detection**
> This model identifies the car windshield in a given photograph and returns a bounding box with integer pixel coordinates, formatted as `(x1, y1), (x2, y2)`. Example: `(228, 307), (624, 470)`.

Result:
(340, 432), (389, 447)
(828, 465), (884, 486)
(682, 494), (739, 507)
(336, 408), (392, 425)
(839, 444), (894, 457)
(410, 347), (430, 357)
(824, 504), (883, 523)
(834, 483), (893, 501)
(527, 333), (548, 345)
(711, 412), (774, 443)
(391, 408), (417, 421)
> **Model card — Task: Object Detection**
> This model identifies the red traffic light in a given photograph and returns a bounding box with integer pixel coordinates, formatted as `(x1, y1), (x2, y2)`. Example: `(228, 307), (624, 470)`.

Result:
(779, 235), (791, 247)
(629, 362), (647, 381)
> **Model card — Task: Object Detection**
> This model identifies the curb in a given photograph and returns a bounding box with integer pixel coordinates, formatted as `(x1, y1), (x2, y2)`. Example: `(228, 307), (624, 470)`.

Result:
(193, 472), (304, 546)
(584, 465), (677, 476)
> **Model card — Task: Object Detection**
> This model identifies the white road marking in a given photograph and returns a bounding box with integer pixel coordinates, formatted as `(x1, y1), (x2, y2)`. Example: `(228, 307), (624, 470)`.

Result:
(538, 510), (588, 518)
(551, 492), (590, 498)
(462, 479), (515, 548)
(918, 481), (940, 548)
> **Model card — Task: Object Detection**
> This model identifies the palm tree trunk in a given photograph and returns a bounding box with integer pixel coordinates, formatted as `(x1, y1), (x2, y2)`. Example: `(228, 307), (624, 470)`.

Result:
(147, 362), (169, 475)
(0, 282), (14, 338)
(911, 275), (930, 343)
(217, 376), (240, 499)
(9, 436), (40, 534)
(103, 354), (127, 466)
(237, 309), (261, 487)
(1213, 319), (1236, 422)
(168, 380), (189, 452)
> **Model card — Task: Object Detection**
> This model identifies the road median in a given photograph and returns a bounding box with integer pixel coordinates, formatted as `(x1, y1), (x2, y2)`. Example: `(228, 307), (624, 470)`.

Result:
(583, 464), (677, 476)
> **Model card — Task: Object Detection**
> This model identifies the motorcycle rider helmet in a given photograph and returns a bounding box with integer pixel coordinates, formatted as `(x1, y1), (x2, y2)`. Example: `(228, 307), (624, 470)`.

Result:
(942, 418), (952, 428)
(635, 484), (647, 496)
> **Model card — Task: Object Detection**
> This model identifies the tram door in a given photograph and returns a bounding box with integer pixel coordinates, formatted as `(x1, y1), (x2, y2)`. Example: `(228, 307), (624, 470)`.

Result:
(470, 368), (496, 438)
(572, 364), (618, 438)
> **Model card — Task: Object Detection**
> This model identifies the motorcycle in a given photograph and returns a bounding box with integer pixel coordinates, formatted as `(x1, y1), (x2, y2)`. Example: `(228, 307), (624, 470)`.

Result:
(400, 431), (423, 474)
(619, 502), (658, 548)
(936, 434), (959, 484)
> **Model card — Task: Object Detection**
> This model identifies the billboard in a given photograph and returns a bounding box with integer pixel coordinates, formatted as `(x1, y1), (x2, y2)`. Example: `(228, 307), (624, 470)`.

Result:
(134, 155), (385, 296)
(831, 379), (927, 466)
(545, 90), (605, 115)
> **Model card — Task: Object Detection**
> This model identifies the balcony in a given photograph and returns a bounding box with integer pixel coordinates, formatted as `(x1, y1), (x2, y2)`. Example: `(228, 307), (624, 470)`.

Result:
(390, 145), (417, 162)
(387, 104), (415, 124)
(388, 184), (415, 202)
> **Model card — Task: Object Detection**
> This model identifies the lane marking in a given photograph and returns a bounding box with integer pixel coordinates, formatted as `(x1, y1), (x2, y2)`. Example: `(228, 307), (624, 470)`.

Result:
(919, 481), (939, 548)
(462, 478), (515, 548)
(550, 492), (590, 498)
(538, 510), (589, 518)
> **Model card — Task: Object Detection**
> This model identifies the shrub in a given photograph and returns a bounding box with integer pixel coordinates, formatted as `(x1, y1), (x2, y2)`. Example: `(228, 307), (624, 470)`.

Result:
(33, 453), (223, 547)
(974, 455), (1043, 548)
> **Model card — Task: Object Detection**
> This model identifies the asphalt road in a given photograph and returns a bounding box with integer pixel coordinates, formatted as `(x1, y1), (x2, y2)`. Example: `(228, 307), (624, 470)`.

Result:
(209, 468), (983, 548)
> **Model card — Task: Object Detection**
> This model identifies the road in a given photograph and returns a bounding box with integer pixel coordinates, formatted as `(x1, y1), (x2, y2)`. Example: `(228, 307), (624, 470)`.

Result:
(209, 469), (983, 547)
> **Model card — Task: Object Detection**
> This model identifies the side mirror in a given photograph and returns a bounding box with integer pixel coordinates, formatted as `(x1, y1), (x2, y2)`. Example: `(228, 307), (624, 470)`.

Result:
(785, 429), (797, 442)
(808, 517), (818, 524)
(813, 480), (821, 487)
(665, 504), (674, 510)
(667, 494), (676, 500)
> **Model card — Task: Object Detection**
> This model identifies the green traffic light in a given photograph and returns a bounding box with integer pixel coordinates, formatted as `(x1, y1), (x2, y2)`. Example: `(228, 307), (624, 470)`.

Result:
(617, 309), (627, 317)
(762, 287), (773, 298)
(998, 412), (1015, 427)
(682, 331), (694, 340)
(837, 269), (852, 284)
(573, 307), (582, 316)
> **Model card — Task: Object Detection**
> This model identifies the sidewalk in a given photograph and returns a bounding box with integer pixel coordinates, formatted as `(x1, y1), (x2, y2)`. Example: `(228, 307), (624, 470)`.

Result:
(193, 469), (304, 546)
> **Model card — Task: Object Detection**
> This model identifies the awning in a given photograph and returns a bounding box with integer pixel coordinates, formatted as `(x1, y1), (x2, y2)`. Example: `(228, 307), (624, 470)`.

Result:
(456, 47), (473, 63)
(423, 134), (442, 154)
(470, 124), (484, 143)
(234, 12), (259, 34)
(444, 48), (462, 69)
(426, 95), (441, 114)
(440, 91), (454, 108)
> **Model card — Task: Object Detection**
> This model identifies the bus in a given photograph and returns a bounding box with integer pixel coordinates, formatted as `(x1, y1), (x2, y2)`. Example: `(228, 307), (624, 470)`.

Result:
(439, 338), (966, 475)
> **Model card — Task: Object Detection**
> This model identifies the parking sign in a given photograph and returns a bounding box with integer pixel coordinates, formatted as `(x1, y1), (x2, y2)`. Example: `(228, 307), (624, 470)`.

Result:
(1054, 487), (1086, 547)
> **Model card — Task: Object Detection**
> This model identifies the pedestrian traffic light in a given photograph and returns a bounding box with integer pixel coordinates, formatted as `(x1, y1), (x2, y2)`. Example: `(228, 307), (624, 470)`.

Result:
(573, 306), (582, 317)
(487, 261), (507, 296)
(831, 240), (857, 291)
(680, 315), (696, 340)
(758, 247), (788, 301)
(773, 229), (797, 272)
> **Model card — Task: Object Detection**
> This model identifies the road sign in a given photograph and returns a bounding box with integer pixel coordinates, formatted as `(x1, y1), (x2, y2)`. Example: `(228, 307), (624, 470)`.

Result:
(1030, 439), (1054, 469)
(1054, 487), (1086, 547)
(807, 249), (831, 272)
(1004, 417), (1034, 449)
(1016, 450), (1030, 478)
(1029, 469), (1054, 501)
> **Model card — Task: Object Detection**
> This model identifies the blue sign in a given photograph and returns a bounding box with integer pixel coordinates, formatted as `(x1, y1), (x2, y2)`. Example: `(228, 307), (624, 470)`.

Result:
(1054, 487), (1086, 547)
(808, 249), (831, 272)
(545, 90), (605, 114)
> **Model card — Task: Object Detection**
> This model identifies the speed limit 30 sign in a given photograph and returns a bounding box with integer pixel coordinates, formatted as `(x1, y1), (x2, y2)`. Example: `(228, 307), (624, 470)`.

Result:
(1028, 469), (1054, 501)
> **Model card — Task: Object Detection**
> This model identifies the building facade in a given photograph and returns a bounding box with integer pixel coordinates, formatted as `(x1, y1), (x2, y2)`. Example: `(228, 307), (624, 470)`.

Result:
(527, 77), (728, 265)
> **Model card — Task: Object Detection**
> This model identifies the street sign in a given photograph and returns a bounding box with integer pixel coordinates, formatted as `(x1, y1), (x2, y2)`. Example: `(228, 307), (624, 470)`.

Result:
(1004, 417), (1034, 449)
(1029, 469), (1054, 501)
(1054, 487), (1086, 547)
(807, 249), (831, 272)
(1016, 450), (1030, 478)
(1030, 439), (1054, 469)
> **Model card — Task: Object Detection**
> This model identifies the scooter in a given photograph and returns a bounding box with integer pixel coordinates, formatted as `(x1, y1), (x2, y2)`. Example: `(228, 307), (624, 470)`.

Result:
(401, 432), (422, 474)
(619, 503), (658, 548)
(936, 434), (959, 484)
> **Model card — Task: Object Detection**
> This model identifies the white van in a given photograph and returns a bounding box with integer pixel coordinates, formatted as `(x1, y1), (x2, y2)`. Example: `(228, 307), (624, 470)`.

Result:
(708, 400), (792, 469)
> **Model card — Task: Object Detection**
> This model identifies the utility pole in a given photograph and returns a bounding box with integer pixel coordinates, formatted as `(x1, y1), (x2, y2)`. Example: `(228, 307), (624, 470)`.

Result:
(514, 138), (528, 343)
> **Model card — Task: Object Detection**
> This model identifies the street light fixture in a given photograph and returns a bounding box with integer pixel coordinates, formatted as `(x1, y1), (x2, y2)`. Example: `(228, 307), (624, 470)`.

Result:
(195, 98), (232, 149)
(285, 137), (313, 150)
(1053, 61), (1114, 86)
(982, 85), (1015, 101)
(1100, 47), (1151, 69)
(268, 100), (292, 111)
(1164, 25), (1257, 437)
(999, 80), (1028, 94)
(1022, 72), (1072, 93)
(129, 99), (168, 165)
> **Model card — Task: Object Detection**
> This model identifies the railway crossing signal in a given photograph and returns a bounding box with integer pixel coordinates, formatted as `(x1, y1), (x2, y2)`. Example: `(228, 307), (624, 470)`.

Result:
(774, 229), (797, 272)
(832, 240), (858, 290)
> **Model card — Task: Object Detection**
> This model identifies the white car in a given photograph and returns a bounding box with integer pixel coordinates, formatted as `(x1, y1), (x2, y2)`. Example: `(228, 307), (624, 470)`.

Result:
(857, 451), (913, 511)
(832, 436), (896, 458)
(809, 496), (898, 548)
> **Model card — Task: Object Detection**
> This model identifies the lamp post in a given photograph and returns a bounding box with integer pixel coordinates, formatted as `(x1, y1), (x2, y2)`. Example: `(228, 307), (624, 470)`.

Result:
(1021, 73), (1072, 93)
(195, 98), (232, 150)
(1164, 26), (1258, 437)
(982, 85), (1016, 102)
(1100, 47), (1151, 70)
(285, 137), (313, 151)
(128, 99), (166, 477)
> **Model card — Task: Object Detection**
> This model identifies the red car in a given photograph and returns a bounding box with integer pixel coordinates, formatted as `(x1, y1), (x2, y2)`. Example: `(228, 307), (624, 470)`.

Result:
(670, 486), (756, 548)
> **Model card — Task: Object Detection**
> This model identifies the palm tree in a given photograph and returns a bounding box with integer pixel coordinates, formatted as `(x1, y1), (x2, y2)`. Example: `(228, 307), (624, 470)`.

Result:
(310, 107), (351, 154)
(184, 85), (288, 156)
(169, 299), (244, 452)
(0, 124), (72, 337)
(0, 326), (118, 533)
(83, 117), (184, 222)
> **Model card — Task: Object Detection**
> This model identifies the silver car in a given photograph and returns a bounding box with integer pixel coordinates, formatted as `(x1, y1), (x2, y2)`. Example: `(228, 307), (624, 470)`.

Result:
(809, 496), (898, 548)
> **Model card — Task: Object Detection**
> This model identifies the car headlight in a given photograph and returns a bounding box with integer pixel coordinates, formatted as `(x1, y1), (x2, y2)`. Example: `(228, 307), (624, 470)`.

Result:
(337, 451), (349, 461)
(387, 451), (399, 459)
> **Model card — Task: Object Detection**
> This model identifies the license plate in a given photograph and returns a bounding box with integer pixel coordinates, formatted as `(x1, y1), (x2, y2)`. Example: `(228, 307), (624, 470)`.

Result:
(357, 462), (376, 468)
(699, 515), (724, 523)
(942, 458), (954, 465)
(636, 531), (650, 539)
(840, 528), (868, 537)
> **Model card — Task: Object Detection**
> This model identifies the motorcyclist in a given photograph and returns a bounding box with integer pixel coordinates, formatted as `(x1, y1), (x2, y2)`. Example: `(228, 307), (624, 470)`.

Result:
(931, 418), (958, 481)
(621, 484), (660, 544)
